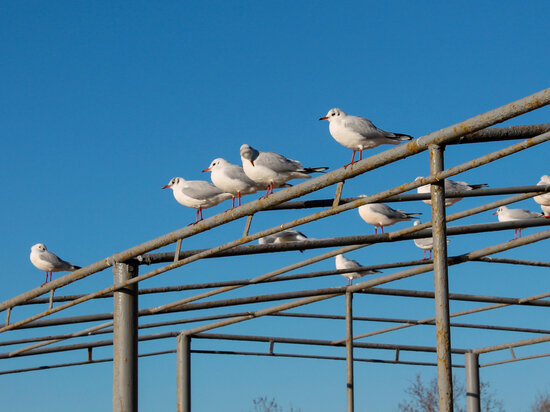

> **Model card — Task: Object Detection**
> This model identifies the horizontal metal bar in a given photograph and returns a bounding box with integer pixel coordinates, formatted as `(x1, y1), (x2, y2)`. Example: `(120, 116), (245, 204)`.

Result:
(474, 333), (550, 355)
(481, 351), (550, 367)
(0, 349), (175, 376)
(265, 185), (550, 211)
(191, 332), (469, 354)
(472, 256), (550, 267)
(451, 123), (550, 144)
(190, 349), (464, 368)
(142, 219), (550, 264)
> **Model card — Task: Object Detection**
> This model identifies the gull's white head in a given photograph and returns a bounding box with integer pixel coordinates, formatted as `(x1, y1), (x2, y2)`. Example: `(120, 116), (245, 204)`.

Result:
(31, 243), (47, 253)
(162, 177), (184, 190)
(203, 158), (228, 172)
(319, 108), (346, 121)
(414, 220), (421, 227)
(493, 206), (509, 215)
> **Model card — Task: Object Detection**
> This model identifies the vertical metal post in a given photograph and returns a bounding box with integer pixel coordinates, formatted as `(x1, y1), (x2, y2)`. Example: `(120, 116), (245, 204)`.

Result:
(113, 261), (138, 412)
(177, 333), (191, 412)
(430, 144), (454, 411)
(465, 352), (481, 412)
(345, 292), (354, 412)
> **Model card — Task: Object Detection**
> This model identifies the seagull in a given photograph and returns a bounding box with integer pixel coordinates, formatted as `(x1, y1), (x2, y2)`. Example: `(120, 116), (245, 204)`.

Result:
(358, 202), (421, 234)
(30, 243), (81, 286)
(258, 229), (309, 249)
(162, 177), (232, 223)
(240, 144), (328, 197)
(203, 158), (263, 208)
(411, 220), (450, 260)
(335, 254), (380, 286)
(533, 175), (550, 206)
(412, 221), (434, 260)
(319, 108), (412, 166)
(415, 177), (488, 206)
(493, 205), (543, 239)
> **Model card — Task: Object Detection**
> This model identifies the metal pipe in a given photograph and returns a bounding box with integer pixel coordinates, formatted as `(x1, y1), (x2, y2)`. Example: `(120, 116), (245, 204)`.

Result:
(113, 262), (138, 412)
(345, 292), (354, 412)
(465, 352), (481, 412)
(452, 123), (550, 144)
(177, 333), (191, 412)
(2, 88), (549, 314)
(265, 184), (550, 211)
(430, 145), (453, 412)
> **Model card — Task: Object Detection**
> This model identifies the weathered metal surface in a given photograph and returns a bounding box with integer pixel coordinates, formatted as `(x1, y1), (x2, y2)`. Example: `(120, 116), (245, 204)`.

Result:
(465, 352), (481, 412)
(177, 334), (191, 412)
(430, 145), (453, 412)
(113, 262), (138, 412)
(345, 292), (354, 412)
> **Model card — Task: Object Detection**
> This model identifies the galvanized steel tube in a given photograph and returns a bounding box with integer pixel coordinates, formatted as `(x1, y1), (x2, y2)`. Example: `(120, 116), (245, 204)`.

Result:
(177, 333), (191, 412)
(113, 262), (138, 412)
(430, 145), (453, 412)
(465, 352), (481, 412)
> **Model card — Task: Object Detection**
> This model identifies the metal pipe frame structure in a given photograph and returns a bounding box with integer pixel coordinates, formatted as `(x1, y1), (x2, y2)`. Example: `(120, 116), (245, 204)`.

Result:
(1, 88), (550, 412)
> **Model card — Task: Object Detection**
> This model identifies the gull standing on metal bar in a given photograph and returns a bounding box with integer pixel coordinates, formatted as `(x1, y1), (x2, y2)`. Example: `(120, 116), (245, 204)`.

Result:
(358, 201), (421, 234)
(319, 108), (413, 167)
(240, 144), (328, 198)
(202, 158), (264, 208)
(533, 175), (550, 207)
(415, 177), (488, 207)
(162, 177), (232, 224)
(411, 220), (450, 260)
(493, 205), (543, 239)
(30, 243), (81, 286)
(335, 254), (380, 286)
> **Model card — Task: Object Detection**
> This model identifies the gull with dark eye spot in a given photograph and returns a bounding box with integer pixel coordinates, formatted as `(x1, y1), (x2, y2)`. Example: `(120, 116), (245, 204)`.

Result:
(30, 243), (81, 286)
(203, 158), (264, 208)
(320, 108), (413, 167)
(493, 205), (543, 239)
(162, 177), (232, 224)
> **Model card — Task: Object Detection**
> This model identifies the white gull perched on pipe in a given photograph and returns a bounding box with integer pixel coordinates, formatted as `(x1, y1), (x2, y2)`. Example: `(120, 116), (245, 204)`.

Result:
(240, 144), (328, 197)
(358, 202), (421, 234)
(162, 177), (232, 224)
(335, 254), (380, 286)
(493, 205), (543, 239)
(319, 108), (412, 166)
(415, 177), (488, 207)
(30, 243), (81, 286)
(533, 175), (550, 207)
(203, 158), (264, 208)
(258, 229), (309, 252)
(411, 220), (450, 260)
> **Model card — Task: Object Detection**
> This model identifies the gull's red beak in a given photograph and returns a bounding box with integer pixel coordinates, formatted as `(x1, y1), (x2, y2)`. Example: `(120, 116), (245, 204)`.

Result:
(162, 185), (170, 189)
(202, 167), (211, 172)
(319, 116), (328, 120)
(492, 211), (498, 215)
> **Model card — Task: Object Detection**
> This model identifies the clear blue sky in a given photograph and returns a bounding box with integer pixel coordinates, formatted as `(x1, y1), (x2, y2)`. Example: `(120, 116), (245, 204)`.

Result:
(1, 1), (550, 411)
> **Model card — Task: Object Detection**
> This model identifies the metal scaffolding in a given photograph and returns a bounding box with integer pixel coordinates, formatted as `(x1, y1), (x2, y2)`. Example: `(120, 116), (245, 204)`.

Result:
(1, 88), (550, 412)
